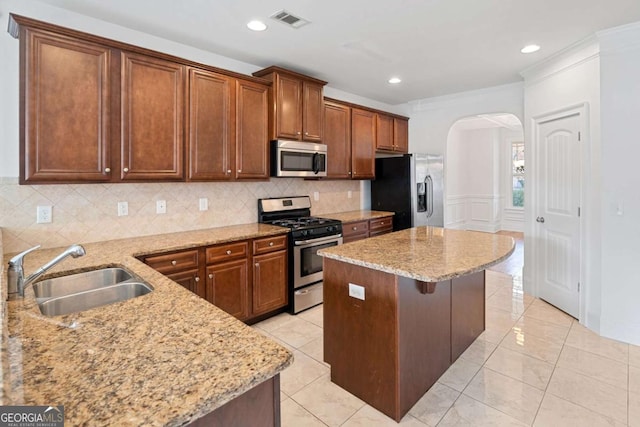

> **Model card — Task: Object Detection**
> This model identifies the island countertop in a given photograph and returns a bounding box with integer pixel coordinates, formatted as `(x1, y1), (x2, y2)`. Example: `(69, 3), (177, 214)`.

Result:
(318, 226), (515, 282)
(0, 223), (293, 426)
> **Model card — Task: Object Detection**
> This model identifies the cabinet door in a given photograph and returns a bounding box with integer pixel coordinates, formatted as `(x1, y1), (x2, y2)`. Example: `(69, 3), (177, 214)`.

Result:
(236, 79), (269, 179)
(394, 118), (409, 153)
(187, 68), (234, 180)
(167, 269), (205, 299)
(22, 29), (111, 182)
(253, 250), (288, 316)
(302, 82), (323, 142)
(121, 52), (184, 180)
(324, 101), (352, 179)
(351, 108), (376, 179)
(206, 260), (250, 321)
(275, 74), (302, 140)
(375, 114), (394, 151)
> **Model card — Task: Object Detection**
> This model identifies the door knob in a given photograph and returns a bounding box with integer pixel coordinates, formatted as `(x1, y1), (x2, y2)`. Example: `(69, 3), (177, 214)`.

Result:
(536, 216), (545, 223)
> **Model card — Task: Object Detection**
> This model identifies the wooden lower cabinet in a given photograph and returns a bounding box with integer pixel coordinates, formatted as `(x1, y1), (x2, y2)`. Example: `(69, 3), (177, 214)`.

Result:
(167, 269), (205, 299)
(206, 259), (250, 321)
(188, 375), (281, 427)
(253, 250), (287, 316)
(342, 216), (394, 243)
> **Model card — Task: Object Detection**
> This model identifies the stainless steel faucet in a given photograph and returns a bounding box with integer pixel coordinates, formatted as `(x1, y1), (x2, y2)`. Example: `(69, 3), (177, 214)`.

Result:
(6, 244), (86, 299)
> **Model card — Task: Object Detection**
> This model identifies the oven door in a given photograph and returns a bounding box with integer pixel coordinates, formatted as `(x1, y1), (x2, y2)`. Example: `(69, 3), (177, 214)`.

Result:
(293, 235), (343, 288)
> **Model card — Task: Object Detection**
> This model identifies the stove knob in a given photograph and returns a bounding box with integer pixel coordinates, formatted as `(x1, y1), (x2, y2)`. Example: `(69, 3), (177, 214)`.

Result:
(301, 230), (309, 236)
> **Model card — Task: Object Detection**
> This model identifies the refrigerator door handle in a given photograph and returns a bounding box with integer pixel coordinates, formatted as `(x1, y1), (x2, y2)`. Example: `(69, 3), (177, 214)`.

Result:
(426, 175), (434, 218)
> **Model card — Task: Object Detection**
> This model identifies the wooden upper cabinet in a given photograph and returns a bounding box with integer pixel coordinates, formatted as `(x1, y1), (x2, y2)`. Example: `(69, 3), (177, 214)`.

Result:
(236, 79), (269, 179)
(187, 68), (234, 181)
(120, 52), (185, 181)
(324, 100), (352, 179)
(351, 108), (376, 179)
(253, 66), (327, 142)
(394, 117), (409, 153)
(375, 114), (394, 151)
(21, 28), (111, 183)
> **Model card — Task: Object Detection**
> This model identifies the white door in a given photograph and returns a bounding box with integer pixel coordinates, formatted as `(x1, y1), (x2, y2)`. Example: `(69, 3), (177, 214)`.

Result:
(536, 113), (581, 318)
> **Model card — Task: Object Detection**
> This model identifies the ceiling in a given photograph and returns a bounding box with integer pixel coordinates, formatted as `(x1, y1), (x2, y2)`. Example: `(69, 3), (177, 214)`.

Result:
(35, 0), (640, 105)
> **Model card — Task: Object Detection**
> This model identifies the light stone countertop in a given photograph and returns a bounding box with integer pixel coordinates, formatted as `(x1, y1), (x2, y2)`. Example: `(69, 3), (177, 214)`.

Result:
(0, 223), (293, 426)
(319, 226), (515, 282)
(322, 210), (394, 223)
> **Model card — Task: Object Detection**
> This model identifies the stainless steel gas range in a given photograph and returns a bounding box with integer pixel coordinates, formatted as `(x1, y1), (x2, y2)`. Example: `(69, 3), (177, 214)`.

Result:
(258, 196), (343, 313)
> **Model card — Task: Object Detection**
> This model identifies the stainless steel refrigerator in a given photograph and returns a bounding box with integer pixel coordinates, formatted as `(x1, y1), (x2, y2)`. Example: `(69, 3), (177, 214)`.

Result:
(371, 154), (444, 230)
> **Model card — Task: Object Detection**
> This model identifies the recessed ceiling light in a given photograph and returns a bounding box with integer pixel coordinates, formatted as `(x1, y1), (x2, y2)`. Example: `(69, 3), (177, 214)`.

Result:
(388, 77), (402, 84)
(247, 20), (267, 32)
(520, 44), (540, 54)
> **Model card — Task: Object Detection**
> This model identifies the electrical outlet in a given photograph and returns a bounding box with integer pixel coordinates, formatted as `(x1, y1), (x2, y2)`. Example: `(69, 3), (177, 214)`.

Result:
(36, 205), (52, 224)
(313, 191), (319, 201)
(156, 200), (167, 214)
(199, 198), (208, 211)
(117, 201), (128, 217)
(348, 190), (353, 199)
(348, 283), (365, 300)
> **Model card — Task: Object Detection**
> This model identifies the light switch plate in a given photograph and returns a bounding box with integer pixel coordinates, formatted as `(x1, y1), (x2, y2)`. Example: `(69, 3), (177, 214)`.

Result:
(199, 198), (208, 211)
(156, 200), (166, 214)
(348, 190), (352, 199)
(117, 201), (128, 217)
(348, 283), (365, 300)
(36, 205), (52, 223)
(313, 191), (320, 201)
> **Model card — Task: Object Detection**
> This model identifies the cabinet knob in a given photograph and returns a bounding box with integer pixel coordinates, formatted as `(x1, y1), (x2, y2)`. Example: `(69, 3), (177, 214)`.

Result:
(255, 262), (260, 267)
(304, 132), (309, 136)
(105, 167), (111, 173)
(208, 273), (213, 279)
(297, 131), (301, 135)
(194, 276), (200, 282)
(123, 167), (129, 173)
(171, 260), (177, 266)
(269, 241), (274, 246)
(380, 222), (385, 225)
(237, 169), (241, 173)
(352, 226), (358, 231)
(226, 250), (232, 255)
(227, 169), (231, 174)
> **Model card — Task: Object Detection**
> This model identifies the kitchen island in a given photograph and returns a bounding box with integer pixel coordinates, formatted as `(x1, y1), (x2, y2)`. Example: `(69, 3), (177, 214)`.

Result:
(318, 227), (515, 422)
(0, 224), (293, 426)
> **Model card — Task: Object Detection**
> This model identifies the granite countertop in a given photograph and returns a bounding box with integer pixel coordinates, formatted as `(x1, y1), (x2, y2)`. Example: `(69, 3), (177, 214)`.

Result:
(319, 226), (515, 282)
(1, 223), (293, 426)
(322, 210), (394, 223)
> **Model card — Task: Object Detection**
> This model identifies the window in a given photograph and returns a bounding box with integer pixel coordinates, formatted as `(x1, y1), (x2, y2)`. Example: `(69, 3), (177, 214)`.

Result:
(511, 142), (524, 207)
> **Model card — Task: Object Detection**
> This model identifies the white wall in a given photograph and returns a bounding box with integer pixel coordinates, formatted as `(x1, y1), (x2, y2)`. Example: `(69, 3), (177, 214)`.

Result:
(597, 22), (640, 344)
(521, 37), (603, 334)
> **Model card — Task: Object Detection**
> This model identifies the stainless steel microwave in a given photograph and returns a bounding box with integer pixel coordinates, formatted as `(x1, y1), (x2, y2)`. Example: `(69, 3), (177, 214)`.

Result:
(270, 140), (327, 178)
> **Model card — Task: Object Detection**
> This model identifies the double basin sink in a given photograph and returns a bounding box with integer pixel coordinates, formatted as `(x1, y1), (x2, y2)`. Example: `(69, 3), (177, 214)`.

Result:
(33, 267), (153, 317)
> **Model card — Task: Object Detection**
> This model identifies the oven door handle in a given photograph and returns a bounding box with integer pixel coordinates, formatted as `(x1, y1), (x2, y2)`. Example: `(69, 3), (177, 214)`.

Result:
(294, 234), (342, 246)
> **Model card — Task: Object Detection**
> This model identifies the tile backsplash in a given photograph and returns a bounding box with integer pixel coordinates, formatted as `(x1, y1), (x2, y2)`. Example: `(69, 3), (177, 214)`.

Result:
(0, 178), (361, 254)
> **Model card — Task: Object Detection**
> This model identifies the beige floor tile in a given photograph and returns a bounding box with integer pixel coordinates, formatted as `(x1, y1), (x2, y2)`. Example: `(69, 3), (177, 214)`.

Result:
(557, 345), (628, 389)
(630, 344), (640, 367)
(547, 367), (628, 424)
(458, 339), (497, 365)
(251, 326), (296, 351)
(630, 365), (640, 394)
(484, 346), (555, 390)
(486, 291), (529, 316)
(298, 304), (324, 327)
(281, 391), (289, 402)
(254, 311), (298, 332)
(298, 336), (328, 366)
(408, 382), (460, 426)
(269, 316), (323, 348)
(481, 308), (521, 344)
(342, 404), (426, 426)
(437, 357), (482, 392)
(437, 394), (527, 426)
(630, 392), (640, 427)
(463, 368), (544, 425)
(485, 280), (502, 300)
(280, 350), (330, 396)
(281, 398), (326, 427)
(291, 375), (365, 427)
(565, 323), (629, 364)
(512, 315), (570, 344)
(524, 299), (574, 327)
(500, 327), (564, 364)
(534, 394), (625, 427)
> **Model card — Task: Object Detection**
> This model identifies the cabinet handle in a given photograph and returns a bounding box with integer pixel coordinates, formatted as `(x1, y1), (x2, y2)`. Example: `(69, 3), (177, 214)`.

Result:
(226, 250), (232, 255)
(208, 273), (213, 279)
(105, 167), (111, 173)
(194, 276), (200, 282)
(171, 260), (177, 266)
(123, 167), (129, 173)
(269, 241), (274, 246)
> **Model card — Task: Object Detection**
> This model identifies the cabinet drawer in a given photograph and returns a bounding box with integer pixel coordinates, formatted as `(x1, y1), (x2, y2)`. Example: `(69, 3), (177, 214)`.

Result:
(343, 233), (368, 244)
(370, 217), (393, 234)
(144, 249), (199, 274)
(206, 241), (249, 264)
(343, 220), (369, 238)
(253, 235), (288, 255)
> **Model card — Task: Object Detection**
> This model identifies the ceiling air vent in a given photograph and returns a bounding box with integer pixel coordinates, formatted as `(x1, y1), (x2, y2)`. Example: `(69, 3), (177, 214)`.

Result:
(270, 10), (310, 29)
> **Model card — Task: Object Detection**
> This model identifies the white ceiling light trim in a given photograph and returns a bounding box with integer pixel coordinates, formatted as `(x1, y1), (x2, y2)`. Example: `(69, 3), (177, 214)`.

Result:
(247, 20), (267, 31)
(388, 77), (402, 84)
(520, 44), (541, 53)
